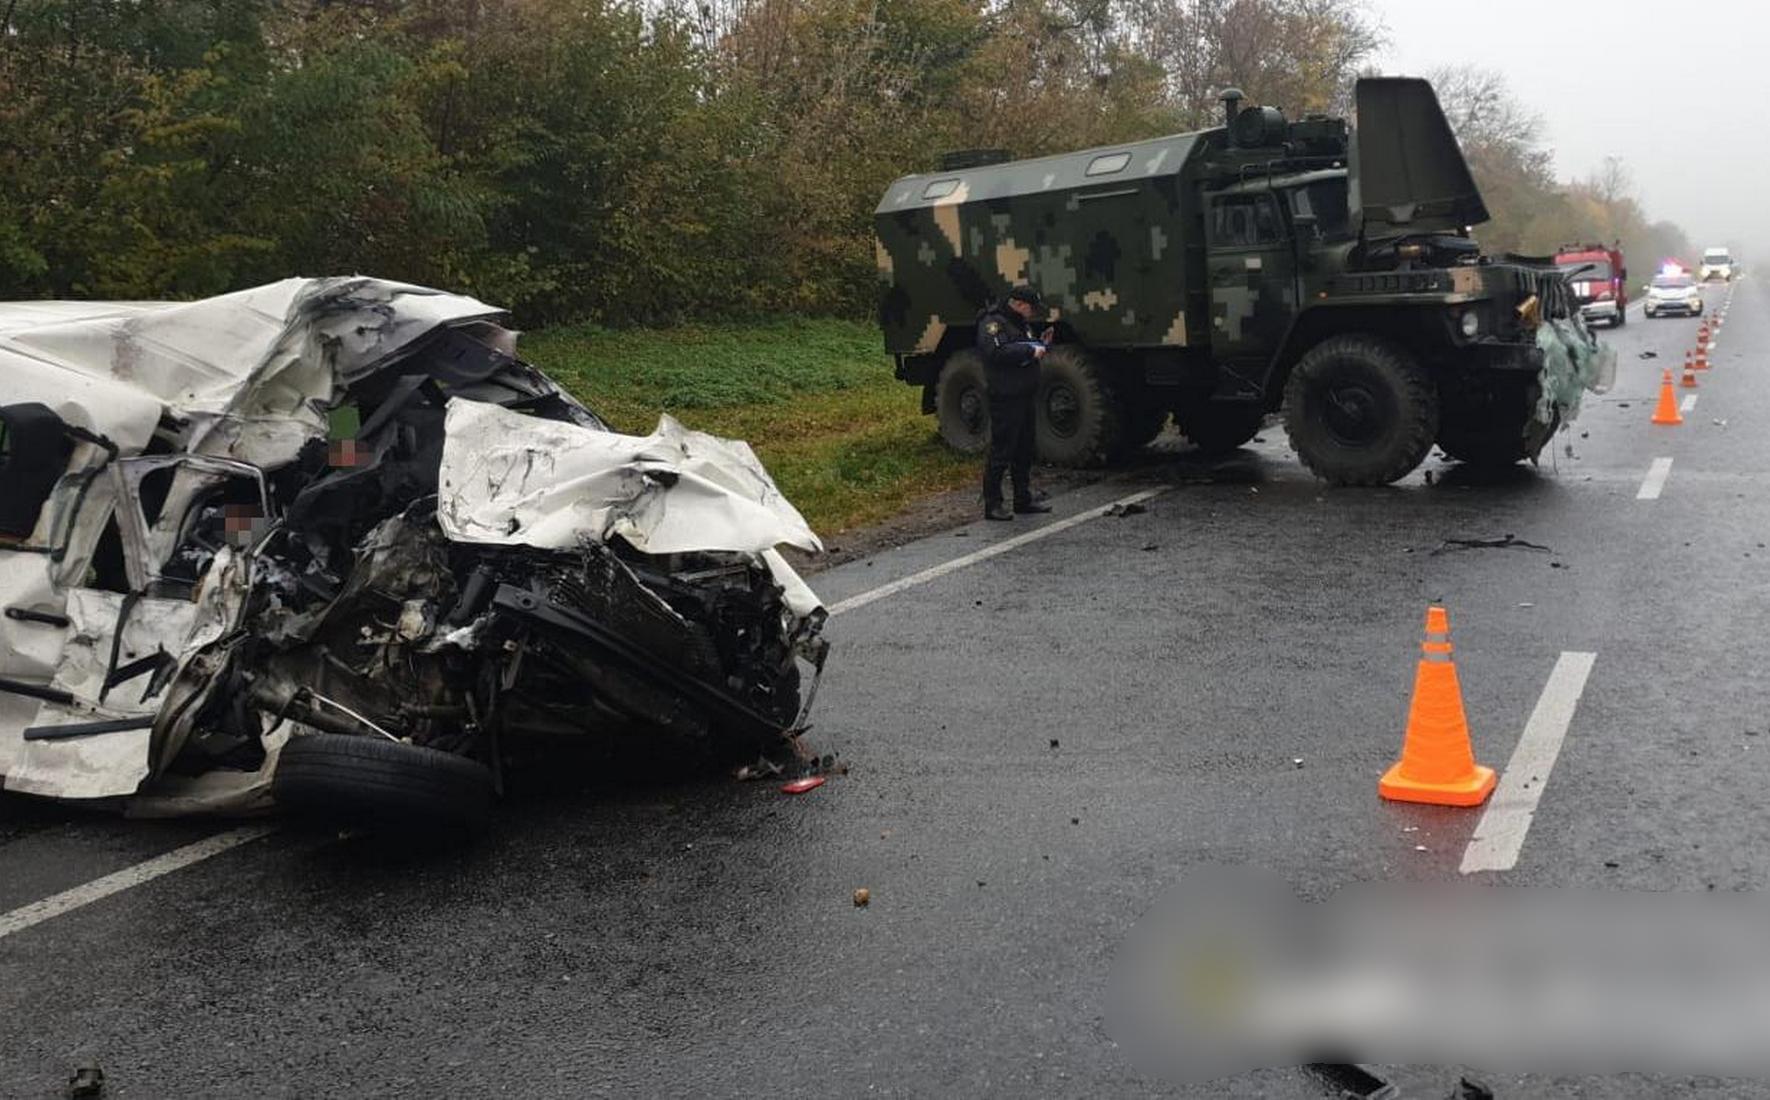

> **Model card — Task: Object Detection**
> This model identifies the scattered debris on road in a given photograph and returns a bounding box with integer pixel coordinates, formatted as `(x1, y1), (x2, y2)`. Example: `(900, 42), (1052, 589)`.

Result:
(852, 887), (871, 908)
(66, 1064), (104, 1099)
(781, 776), (826, 795)
(1, 278), (831, 827)
(1427, 534), (1553, 557)
(1105, 501), (1147, 518)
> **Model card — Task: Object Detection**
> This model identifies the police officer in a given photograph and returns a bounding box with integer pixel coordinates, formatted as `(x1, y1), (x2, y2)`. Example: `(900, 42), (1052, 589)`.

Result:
(977, 286), (1055, 521)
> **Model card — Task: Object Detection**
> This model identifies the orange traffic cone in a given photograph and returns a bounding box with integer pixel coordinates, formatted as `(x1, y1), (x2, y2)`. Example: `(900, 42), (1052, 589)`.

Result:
(1681, 353), (1698, 388)
(1379, 606), (1496, 807)
(1697, 322), (1710, 348)
(1652, 369), (1683, 424)
(1694, 342), (1710, 370)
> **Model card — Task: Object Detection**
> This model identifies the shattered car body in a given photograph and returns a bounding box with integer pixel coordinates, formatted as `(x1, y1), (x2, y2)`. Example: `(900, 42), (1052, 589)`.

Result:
(0, 278), (828, 821)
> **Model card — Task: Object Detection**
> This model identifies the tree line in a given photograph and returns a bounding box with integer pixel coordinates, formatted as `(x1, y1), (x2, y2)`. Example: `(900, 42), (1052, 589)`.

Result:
(0, 1), (1692, 326)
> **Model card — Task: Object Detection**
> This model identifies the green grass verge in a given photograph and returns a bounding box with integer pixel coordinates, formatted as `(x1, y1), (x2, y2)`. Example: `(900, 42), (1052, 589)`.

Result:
(522, 318), (976, 536)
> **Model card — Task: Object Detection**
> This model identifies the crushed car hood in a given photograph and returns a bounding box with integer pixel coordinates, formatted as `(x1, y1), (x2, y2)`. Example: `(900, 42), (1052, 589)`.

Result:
(440, 398), (821, 557)
(0, 278), (827, 813)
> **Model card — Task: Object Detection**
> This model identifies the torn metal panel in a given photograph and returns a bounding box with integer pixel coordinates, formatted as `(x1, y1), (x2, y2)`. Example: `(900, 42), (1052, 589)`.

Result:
(4, 590), (197, 799)
(437, 400), (822, 557)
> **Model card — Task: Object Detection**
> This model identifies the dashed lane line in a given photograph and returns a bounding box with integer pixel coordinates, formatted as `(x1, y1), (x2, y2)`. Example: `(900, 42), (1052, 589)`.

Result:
(0, 826), (274, 941)
(1681, 394), (1698, 413)
(1460, 652), (1599, 874)
(1636, 457), (1674, 500)
(828, 487), (1166, 617)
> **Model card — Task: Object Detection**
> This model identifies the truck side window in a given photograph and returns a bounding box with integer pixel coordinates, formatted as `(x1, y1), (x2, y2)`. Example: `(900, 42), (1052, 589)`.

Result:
(1210, 195), (1283, 248)
(1289, 178), (1352, 241)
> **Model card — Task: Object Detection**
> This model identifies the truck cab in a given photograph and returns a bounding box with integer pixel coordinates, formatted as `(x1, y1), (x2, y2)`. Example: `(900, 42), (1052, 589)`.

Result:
(1553, 244), (1628, 328)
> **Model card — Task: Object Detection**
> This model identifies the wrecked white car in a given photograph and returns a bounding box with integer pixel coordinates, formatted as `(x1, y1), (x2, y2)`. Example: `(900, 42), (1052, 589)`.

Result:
(0, 278), (828, 827)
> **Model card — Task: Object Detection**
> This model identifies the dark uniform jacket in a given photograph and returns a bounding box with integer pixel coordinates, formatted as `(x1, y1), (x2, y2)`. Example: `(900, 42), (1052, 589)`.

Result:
(975, 306), (1043, 398)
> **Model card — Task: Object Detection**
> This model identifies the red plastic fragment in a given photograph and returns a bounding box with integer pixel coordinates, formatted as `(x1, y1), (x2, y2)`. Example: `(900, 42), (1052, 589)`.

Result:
(780, 776), (826, 795)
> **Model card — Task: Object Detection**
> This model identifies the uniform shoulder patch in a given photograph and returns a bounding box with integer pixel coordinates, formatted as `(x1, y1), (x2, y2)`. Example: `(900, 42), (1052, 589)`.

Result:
(984, 320), (1001, 335)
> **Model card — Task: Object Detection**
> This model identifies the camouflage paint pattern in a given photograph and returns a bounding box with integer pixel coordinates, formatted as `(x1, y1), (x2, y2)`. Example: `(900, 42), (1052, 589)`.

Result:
(874, 132), (1210, 355)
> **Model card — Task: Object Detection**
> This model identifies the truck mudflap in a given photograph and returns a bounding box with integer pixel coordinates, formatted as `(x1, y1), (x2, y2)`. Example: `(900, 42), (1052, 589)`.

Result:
(1533, 316), (1615, 427)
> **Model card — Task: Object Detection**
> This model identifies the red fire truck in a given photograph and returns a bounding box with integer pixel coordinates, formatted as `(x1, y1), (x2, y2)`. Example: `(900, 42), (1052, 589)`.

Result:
(1553, 242), (1629, 328)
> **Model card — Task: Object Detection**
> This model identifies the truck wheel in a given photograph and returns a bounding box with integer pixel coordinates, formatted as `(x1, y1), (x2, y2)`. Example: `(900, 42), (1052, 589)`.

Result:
(1036, 345), (1121, 466)
(273, 732), (495, 831)
(935, 352), (990, 455)
(1284, 335), (1438, 486)
(1174, 402), (1265, 457)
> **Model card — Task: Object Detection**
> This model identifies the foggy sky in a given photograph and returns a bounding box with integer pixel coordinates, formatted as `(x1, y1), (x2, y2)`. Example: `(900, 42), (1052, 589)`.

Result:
(1368, 0), (1764, 262)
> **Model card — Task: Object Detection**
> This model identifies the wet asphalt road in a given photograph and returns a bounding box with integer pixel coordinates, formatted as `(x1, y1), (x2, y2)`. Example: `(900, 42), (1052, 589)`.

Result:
(2, 280), (1764, 1098)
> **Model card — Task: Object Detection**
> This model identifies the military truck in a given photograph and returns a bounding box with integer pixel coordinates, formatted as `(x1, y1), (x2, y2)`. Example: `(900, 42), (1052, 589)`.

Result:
(873, 77), (1587, 485)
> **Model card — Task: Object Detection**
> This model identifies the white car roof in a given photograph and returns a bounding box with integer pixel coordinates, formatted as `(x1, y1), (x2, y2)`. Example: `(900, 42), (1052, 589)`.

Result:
(0, 278), (503, 464)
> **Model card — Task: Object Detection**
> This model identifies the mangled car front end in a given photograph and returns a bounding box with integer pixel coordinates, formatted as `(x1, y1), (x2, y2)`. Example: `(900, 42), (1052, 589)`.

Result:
(0, 278), (829, 826)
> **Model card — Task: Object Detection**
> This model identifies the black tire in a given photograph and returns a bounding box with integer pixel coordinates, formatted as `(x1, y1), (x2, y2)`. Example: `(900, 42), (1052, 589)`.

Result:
(935, 351), (990, 455)
(1173, 402), (1265, 457)
(1035, 345), (1121, 466)
(1283, 335), (1438, 486)
(273, 733), (495, 830)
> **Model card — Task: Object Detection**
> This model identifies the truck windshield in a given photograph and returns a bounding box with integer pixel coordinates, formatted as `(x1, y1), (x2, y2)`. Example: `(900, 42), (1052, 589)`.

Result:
(1288, 179), (1352, 241)
(1653, 275), (1694, 289)
(1705, 255), (1731, 265)
(1558, 261), (1612, 282)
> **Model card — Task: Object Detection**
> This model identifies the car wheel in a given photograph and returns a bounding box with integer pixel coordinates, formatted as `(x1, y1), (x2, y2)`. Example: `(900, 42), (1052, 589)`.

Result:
(1284, 334), (1438, 486)
(273, 732), (495, 831)
(1034, 345), (1122, 466)
(935, 351), (990, 455)
(1174, 401), (1266, 457)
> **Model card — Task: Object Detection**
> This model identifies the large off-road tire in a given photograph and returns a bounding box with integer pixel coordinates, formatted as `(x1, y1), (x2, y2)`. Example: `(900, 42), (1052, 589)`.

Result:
(935, 351), (990, 455)
(1035, 345), (1121, 466)
(1283, 335), (1438, 486)
(273, 732), (495, 831)
(1174, 402), (1266, 457)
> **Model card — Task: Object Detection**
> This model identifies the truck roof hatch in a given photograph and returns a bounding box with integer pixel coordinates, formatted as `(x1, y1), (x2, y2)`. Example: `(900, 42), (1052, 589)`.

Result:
(1351, 77), (1490, 236)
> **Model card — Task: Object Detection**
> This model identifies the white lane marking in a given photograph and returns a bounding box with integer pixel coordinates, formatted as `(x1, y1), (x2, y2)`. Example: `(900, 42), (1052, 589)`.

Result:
(1681, 394), (1698, 413)
(828, 488), (1165, 616)
(1460, 652), (1598, 874)
(1636, 457), (1673, 500)
(0, 826), (274, 941)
